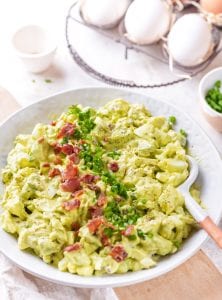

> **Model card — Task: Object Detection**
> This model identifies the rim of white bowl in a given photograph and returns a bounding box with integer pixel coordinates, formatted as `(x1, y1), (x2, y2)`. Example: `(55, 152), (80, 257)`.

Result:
(0, 86), (222, 288)
(12, 25), (57, 59)
(199, 67), (222, 117)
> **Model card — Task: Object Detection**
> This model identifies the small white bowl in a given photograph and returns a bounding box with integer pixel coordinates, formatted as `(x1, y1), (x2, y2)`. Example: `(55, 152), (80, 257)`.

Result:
(12, 25), (57, 73)
(199, 67), (222, 132)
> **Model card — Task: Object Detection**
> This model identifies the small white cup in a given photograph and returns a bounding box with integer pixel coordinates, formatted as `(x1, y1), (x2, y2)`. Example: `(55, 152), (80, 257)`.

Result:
(12, 25), (57, 73)
(199, 67), (222, 132)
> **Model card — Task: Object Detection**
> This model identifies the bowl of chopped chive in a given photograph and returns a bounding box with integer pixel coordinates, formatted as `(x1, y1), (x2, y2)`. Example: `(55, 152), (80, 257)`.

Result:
(199, 67), (222, 132)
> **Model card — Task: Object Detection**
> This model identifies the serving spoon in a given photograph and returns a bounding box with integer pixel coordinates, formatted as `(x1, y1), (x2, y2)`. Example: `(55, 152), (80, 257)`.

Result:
(178, 156), (222, 248)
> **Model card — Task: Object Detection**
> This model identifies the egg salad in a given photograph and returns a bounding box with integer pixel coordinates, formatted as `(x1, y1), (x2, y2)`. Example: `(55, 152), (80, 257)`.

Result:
(0, 99), (199, 276)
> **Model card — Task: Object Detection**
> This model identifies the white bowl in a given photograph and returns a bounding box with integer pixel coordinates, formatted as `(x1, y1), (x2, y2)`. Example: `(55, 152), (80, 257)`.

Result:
(12, 25), (57, 73)
(0, 87), (222, 288)
(199, 67), (222, 132)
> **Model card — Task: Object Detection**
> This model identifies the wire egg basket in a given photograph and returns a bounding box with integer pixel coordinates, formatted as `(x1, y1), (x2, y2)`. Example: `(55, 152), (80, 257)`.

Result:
(65, 1), (222, 88)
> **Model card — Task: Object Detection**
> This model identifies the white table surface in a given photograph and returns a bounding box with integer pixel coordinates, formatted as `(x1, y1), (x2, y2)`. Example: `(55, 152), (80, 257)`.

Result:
(0, 0), (221, 296)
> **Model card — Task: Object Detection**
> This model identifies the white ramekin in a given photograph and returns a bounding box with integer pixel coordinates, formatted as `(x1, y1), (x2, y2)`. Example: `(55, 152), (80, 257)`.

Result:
(199, 67), (222, 132)
(12, 25), (57, 73)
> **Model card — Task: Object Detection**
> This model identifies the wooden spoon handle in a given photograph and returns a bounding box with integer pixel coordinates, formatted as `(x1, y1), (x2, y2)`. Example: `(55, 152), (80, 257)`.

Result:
(200, 216), (222, 249)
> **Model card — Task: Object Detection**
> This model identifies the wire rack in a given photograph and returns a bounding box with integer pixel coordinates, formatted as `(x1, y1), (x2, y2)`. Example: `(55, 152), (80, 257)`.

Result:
(65, 1), (222, 88)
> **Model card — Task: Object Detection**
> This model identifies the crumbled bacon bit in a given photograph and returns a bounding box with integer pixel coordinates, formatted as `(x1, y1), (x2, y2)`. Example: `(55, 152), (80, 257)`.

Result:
(37, 137), (44, 143)
(62, 199), (81, 211)
(110, 245), (128, 262)
(49, 168), (61, 178)
(101, 234), (110, 246)
(79, 140), (86, 145)
(42, 162), (50, 168)
(52, 143), (62, 154)
(50, 121), (56, 126)
(71, 222), (80, 231)
(80, 174), (97, 184)
(61, 144), (74, 155)
(54, 156), (63, 165)
(64, 243), (81, 252)
(69, 153), (80, 164)
(71, 190), (84, 198)
(73, 146), (81, 154)
(87, 217), (104, 234)
(68, 146), (81, 163)
(109, 162), (119, 172)
(87, 184), (101, 193)
(61, 178), (81, 193)
(62, 162), (78, 181)
(89, 205), (103, 219)
(57, 123), (75, 139)
(121, 225), (134, 237)
(97, 192), (107, 207)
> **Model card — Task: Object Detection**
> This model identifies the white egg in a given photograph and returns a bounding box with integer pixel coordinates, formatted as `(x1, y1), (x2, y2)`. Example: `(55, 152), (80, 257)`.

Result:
(80, 0), (131, 29)
(167, 14), (213, 67)
(124, 0), (172, 45)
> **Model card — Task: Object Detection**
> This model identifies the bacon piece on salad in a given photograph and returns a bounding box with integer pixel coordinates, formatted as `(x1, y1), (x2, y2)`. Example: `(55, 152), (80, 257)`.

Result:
(42, 162), (50, 168)
(67, 145), (81, 163)
(97, 192), (107, 207)
(69, 153), (80, 164)
(61, 144), (74, 155)
(110, 245), (128, 262)
(64, 243), (81, 252)
(109, 162), (119, 172)
(62, 162), (78, 181)
(88, 205), (103, 219)
(87, 217), (104, 234)
(101, 234), (110, 246)
(87, 184), (101, 193)
(52, 143), (62, 154)
(57, 123), (75, 139)
(50, 121), (56, 126)
(62, 199), (81, 211)
(121, 225), (134, 236)
(71, 222), (80, 231)
(61, 178), (81, 193)
(80, 174), (98, 184)
(79, 139), (86, 145)
(49, 168), (61, 178)
(54, 156), (63, 165)
(71, 190), (84, 198)
(73, 146), (81, 154)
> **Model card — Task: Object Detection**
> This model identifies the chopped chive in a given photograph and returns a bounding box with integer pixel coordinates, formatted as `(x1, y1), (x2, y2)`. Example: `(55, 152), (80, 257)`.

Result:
(107, 151), (121, 159)
(73, 129), (82, 140)
(180, 129), (187, 137)
(168, 116), (176, 125)
(103, 227), (114, 238)
(215, 80), (221, 89)
(45, 79), (52, 83)
(68, 105), (81, 115)
(206, 80), (222, 113)
(61, 137), (69, 145)
(137, 229), (146, 240)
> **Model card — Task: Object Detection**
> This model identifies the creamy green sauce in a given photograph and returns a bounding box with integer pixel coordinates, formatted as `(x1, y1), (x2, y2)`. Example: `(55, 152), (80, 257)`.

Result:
(0, 99), (199, 276)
